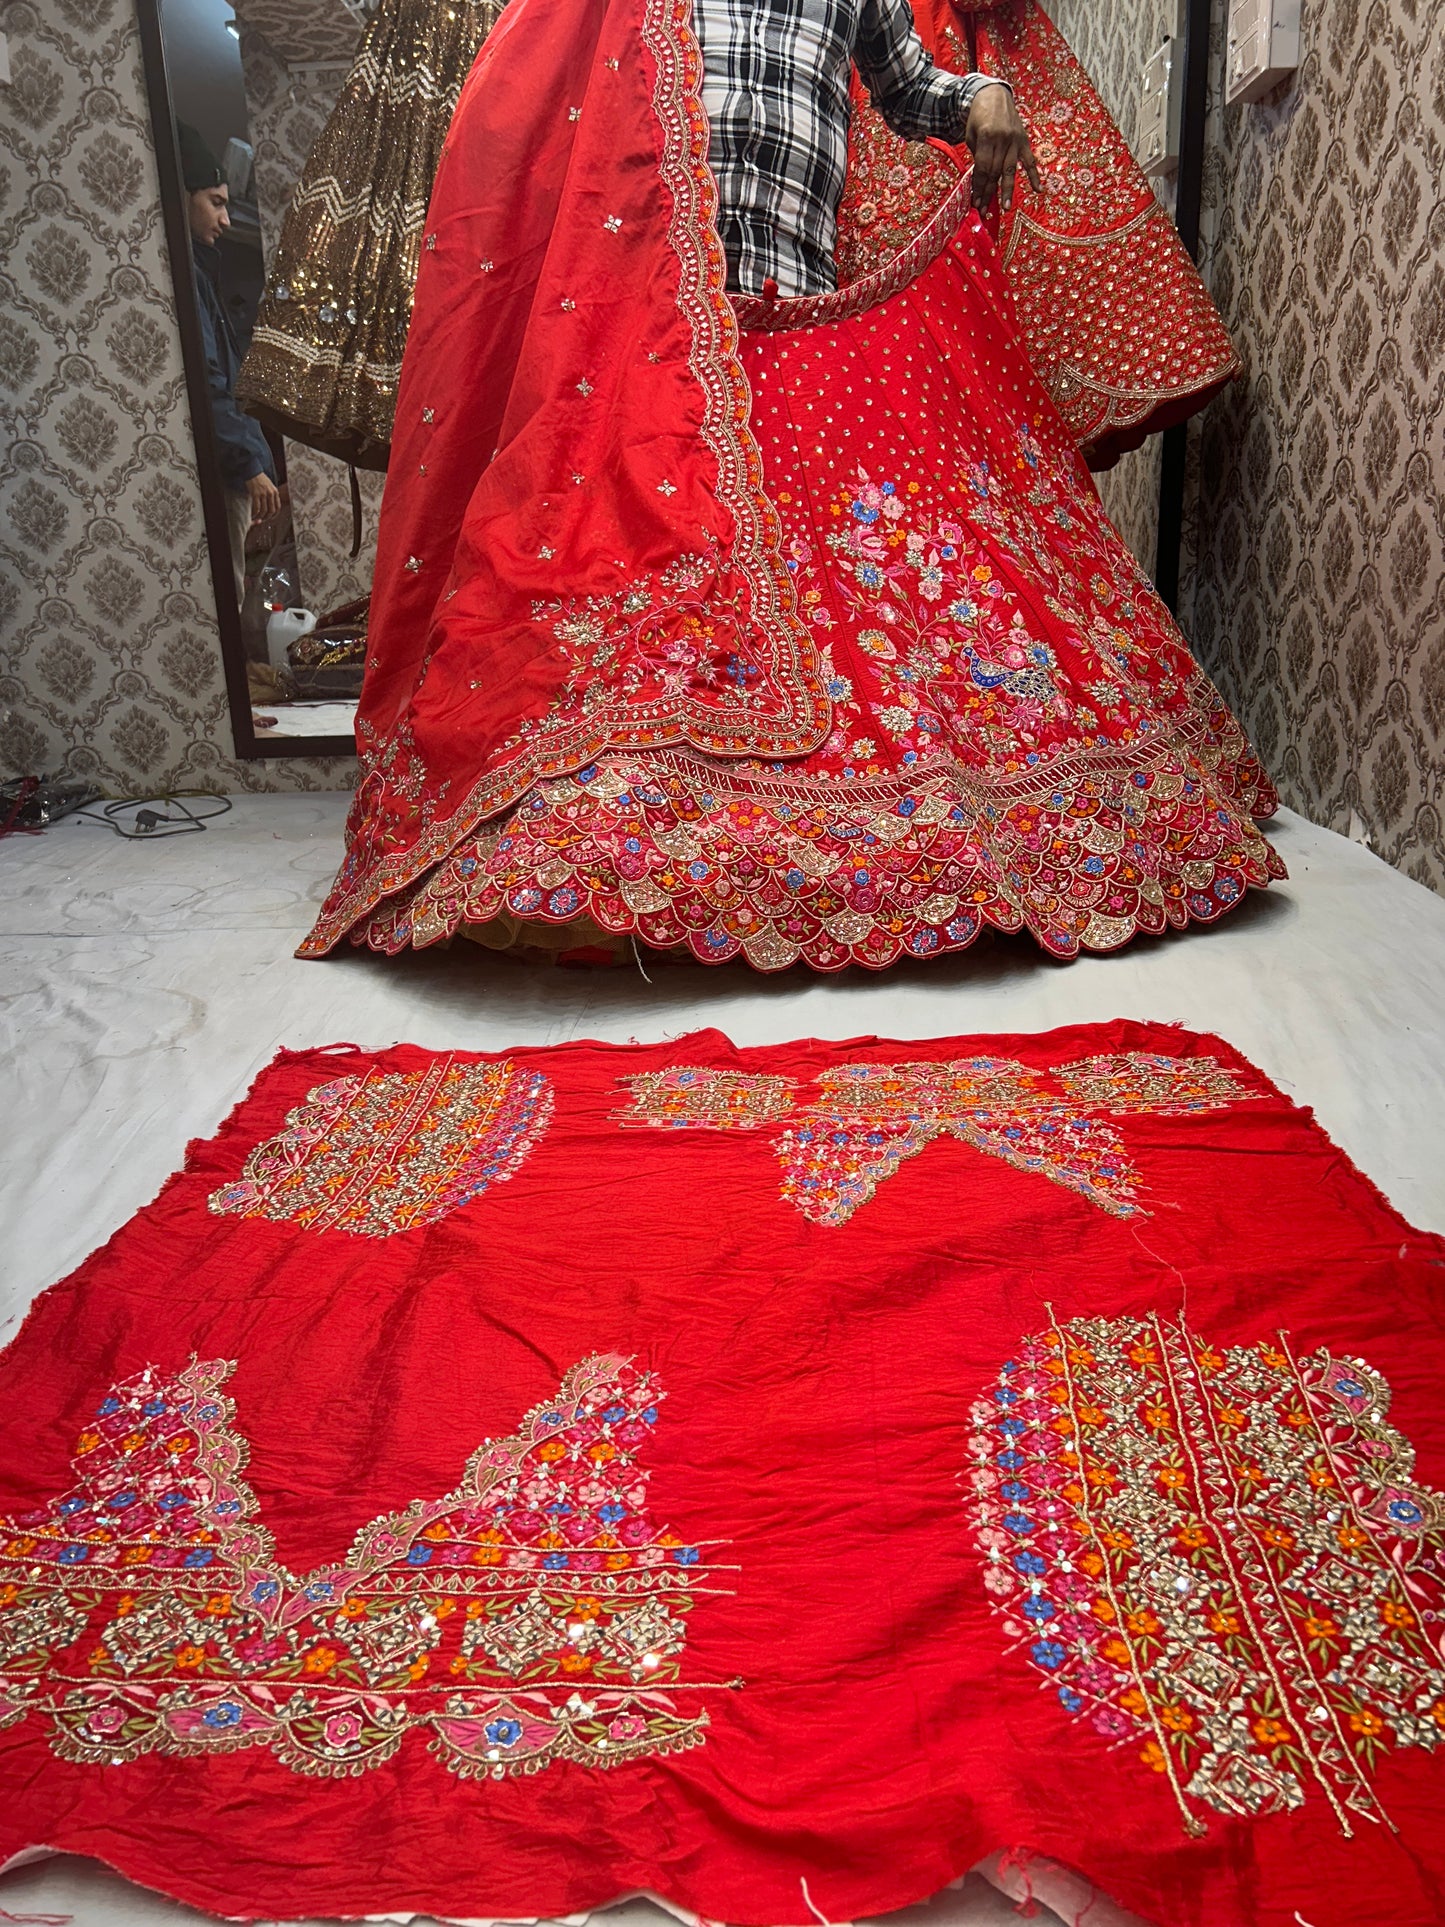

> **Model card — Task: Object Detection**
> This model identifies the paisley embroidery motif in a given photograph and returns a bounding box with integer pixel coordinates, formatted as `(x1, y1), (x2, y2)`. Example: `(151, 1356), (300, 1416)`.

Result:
(618, 1052), (1258, 1224)
(967, 1314), (1445, 1834)
(208, 1057), (553, 1236)
(0, 1355), (727, 1779)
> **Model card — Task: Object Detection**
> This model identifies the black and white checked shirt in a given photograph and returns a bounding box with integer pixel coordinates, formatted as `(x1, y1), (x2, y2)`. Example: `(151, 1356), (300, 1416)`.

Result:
(695, 0), (998, 297)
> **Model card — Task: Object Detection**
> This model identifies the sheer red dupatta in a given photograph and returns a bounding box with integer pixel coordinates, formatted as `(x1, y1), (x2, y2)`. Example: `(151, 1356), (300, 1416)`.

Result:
(309, 0), (828, 953)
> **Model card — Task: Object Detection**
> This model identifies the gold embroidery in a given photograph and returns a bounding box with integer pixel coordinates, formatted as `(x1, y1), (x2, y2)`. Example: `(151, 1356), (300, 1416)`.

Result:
(970, 1314), (1445, 1833)
(208, 1057), (552, 1236)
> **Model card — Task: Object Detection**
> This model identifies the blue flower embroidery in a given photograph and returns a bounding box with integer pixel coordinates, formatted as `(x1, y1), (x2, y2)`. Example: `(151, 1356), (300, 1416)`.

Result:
(1388, 1498), (1424, 1526)
(485, 1718), (523, 1747)
(543, 1552), (570, 1569)
(597, 1503), (626, 1526)
(203, 1701), (244, 1728)
(250, 1578), (279, 1603)
(602, 1405), (629, 1424)
(673, 1546), (700, 1565)
(184, 1549), (214, 1568)
(1031, 1639), (1066, 1670)
(1058, 1686), (1084, 1712)
(1013, 1551), (1046, 1575)
(58, 1544), (89, 1564)
(407, 1545), (433, 1566)
(1021, 1596), (1056, 1622)
(1002, 1512), (1036, 1536)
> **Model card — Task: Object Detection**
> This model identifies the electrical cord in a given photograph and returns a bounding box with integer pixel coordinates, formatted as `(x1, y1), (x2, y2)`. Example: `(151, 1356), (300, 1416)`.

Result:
(73, 792), (234, 840)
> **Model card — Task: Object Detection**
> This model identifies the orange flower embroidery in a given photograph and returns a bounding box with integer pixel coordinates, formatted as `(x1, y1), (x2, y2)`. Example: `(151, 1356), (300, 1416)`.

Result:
(303, 1646), (340, 1676)
(1349, 1707), (1386, 1738)
(1251, 1717), (1291, 1748)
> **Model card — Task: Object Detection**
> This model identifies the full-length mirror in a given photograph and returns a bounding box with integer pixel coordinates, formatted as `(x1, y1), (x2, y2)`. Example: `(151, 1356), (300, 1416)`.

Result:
(139, 0), (378, 754)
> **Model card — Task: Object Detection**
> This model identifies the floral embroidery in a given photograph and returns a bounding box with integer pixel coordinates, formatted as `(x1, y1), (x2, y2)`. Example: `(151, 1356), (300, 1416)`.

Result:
(349, 428), (1281, 969)
(619, 1068), (797, 1131)
(968, 1315), (1445, 1835)
(208, 1058), (553, 1237)
(0, 1355), (729, 1779)
(615, 1052), (1257, 1226)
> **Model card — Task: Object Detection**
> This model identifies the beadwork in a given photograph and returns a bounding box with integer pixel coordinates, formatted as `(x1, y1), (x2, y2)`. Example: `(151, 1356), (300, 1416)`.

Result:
(0, 1355), (726, 1779)
(617, 1051), (1259, 1224)
(967, 1314), (1445, 1833)
(207, 1057), (553, 1236)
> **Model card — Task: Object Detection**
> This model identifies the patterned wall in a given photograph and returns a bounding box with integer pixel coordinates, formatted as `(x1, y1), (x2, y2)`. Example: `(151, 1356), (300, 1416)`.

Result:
(239, 20), (383, 618)
(0, 0), (350, 791)
(1188, 0), (1445, 892)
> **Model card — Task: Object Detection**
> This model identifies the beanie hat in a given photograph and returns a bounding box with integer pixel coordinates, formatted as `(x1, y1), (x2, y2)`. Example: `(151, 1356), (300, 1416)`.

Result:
(176, 120), (223, 193)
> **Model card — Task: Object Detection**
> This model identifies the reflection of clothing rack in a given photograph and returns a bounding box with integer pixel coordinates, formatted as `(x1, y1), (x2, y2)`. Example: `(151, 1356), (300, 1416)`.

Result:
(235, 0), (505, 470)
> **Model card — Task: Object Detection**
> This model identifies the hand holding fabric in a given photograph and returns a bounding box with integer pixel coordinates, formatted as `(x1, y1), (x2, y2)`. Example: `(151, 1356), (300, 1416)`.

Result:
(965, 81), (1040, 211)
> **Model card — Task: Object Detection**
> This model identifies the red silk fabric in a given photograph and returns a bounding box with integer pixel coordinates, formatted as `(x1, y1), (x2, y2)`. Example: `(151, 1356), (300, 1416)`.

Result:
(2, 1023), (1444, 1927)
(313, 216), (1280, 968)
(344, 0), (826, 918)
(910, 0), (1241, 465)
(303, 0), (1278, 965)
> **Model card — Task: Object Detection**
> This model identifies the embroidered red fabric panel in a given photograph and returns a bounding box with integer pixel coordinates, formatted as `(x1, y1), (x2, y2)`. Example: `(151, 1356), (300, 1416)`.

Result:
(1, 1022), (1442, 1927)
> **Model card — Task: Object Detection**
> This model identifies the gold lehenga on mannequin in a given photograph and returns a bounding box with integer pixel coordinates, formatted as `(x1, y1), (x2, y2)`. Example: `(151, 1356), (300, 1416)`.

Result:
(235, 0), (505, 470)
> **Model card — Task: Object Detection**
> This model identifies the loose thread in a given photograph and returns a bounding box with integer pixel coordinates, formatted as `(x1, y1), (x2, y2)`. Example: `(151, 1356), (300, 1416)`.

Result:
(1127, 1219), (1192, 1324)
(799, 1876), (832, 1927)
(632, 935), (653, 983)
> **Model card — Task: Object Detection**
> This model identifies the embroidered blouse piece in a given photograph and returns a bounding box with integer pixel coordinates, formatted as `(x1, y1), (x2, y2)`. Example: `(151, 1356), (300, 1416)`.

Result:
(2, 1023), (1443, 1927)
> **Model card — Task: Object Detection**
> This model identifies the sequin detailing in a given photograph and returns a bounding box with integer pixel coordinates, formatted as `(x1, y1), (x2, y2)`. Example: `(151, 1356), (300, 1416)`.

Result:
(616, 1052), (1258, 1223)
(208, 1058), (553, 1236)
(968, 1315), (1445, 1834)
(235, 0), (507, 466)
(339, 424), (1281, 968)
(0, 1356), (725, 1778)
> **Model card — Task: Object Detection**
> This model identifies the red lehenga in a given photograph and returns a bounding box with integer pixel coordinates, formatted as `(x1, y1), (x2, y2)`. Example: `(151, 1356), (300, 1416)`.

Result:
(301, 0), (1282, 971)
(849, 1), (1242, 466)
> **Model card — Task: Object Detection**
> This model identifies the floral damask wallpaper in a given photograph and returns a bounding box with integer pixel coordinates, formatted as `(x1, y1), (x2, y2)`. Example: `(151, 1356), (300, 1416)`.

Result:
(1049, 0), (1444, 893)
(0, 0), (348, 791)
(1189, 0), (1445, 891)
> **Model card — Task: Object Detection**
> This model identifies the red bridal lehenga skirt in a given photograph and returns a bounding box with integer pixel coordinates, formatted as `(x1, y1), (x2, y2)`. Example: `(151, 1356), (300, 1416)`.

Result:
(315, 217), (1281, 971)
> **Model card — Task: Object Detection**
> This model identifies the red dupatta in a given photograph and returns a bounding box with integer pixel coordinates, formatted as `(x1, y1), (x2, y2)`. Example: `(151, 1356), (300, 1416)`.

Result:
(331, 0), (830, 938)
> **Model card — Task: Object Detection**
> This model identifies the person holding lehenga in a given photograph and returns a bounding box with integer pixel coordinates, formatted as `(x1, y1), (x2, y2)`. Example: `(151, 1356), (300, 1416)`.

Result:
(300, 0), (1282, 971)
(240, 0), (1238, 475)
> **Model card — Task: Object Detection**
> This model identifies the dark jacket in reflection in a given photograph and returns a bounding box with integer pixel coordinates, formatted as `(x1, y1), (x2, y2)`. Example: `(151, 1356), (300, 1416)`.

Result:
(192, 239), (275, 492)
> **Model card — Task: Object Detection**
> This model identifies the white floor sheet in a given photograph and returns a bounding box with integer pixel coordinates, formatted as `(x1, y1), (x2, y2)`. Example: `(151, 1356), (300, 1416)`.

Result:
(2, 794), (1443, 1927)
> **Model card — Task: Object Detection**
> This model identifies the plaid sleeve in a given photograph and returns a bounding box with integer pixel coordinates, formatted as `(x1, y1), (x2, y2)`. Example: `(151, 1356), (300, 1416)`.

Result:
(854, 0), (1008, 142)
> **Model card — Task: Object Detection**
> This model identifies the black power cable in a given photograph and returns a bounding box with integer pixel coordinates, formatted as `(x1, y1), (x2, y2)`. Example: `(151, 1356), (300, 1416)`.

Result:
(72, 792), (234, 840)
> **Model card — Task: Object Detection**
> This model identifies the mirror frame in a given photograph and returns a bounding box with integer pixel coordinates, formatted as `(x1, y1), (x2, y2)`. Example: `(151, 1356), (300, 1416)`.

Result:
(1153, 0), (1211, 613)
(136, 0), (358, 760)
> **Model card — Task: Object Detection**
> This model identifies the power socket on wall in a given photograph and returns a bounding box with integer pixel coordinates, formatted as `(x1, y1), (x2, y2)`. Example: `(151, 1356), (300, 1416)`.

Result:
(1226, 0), (1302, 104)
